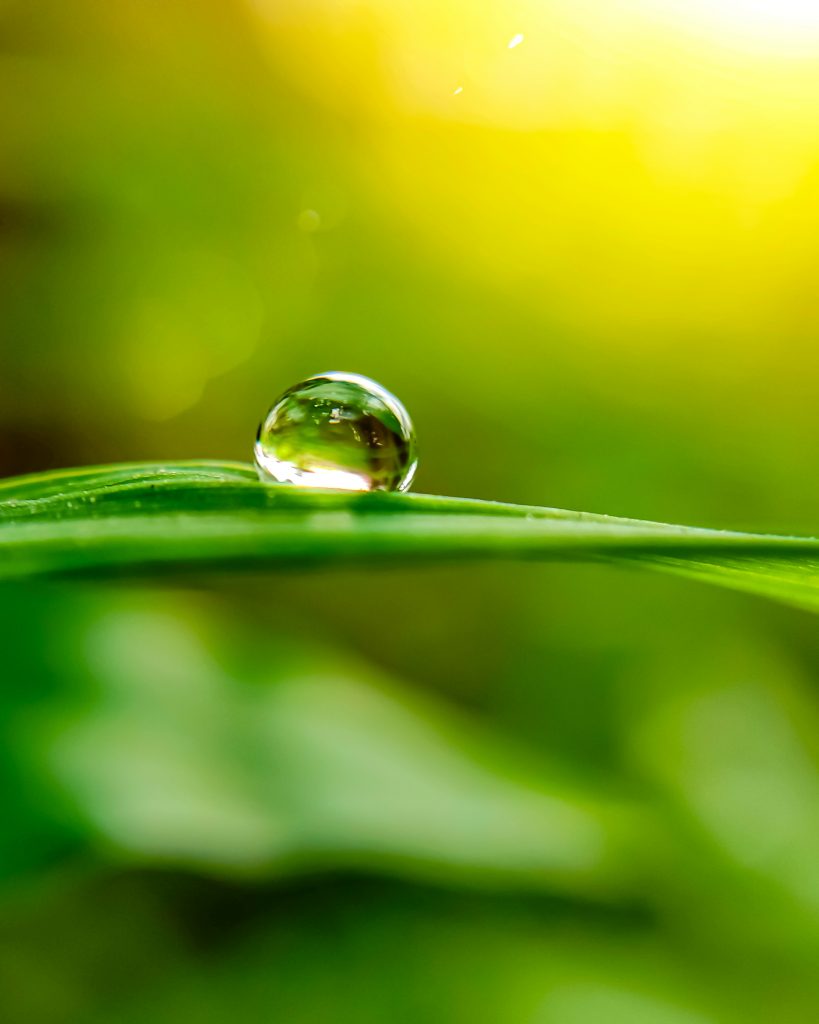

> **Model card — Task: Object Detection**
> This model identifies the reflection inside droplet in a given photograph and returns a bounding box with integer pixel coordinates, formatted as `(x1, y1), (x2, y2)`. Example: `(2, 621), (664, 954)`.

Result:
(254, 371), (418, 492)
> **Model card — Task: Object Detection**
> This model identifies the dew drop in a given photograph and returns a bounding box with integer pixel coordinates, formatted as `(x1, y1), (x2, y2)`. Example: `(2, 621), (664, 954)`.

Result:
(254, 372), (417, 492)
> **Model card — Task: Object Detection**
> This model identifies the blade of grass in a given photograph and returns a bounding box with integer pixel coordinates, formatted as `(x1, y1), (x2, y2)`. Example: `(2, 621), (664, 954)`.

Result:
(0, 461), (817, 611)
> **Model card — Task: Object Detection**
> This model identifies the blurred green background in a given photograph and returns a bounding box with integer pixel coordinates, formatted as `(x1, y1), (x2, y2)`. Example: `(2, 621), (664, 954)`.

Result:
(2, 1), (819, 1021)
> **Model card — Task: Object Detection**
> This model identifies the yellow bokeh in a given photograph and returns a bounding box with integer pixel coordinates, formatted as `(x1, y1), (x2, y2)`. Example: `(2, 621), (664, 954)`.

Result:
(249, 0), (819, 380)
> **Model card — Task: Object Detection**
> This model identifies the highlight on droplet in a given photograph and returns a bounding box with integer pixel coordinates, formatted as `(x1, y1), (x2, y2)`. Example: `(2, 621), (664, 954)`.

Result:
(507, 33), (524, 49)
(254, 371), (418, 493)
(452, 85), (463, 96)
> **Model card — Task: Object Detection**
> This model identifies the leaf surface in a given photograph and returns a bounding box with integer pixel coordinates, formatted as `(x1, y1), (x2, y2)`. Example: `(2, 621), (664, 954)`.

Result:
(0, 461), (817, 610)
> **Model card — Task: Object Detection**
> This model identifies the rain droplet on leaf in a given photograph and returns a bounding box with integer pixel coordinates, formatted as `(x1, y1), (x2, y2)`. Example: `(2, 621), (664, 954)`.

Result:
(254, 372), (417, 493)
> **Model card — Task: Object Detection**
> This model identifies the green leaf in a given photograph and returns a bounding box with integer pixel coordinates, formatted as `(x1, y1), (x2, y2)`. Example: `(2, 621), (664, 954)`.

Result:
(1, 461), (818, 611)
(31, 590), (639, 898)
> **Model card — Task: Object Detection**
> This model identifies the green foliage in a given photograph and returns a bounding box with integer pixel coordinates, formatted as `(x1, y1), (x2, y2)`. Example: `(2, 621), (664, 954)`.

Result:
(2, 462), (819, 613)
(4, 4), (819, 1021)
(2, 587), (818, 1023)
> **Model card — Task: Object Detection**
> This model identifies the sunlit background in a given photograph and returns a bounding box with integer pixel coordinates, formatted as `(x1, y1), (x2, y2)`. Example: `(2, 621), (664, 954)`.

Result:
(1, 1), (819, 1021)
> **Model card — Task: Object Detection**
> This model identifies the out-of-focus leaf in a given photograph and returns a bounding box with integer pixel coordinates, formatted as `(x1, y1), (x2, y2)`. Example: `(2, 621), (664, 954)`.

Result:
(1, 463), (819, 612)
(32, 591), (642, 899)
(633, 641), (819, 950)
(3, 591), (819, 1024)
(70, 878), (804, 1024)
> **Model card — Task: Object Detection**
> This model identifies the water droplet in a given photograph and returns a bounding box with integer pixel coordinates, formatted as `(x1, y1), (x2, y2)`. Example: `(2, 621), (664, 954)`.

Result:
(255, 372), (417, 492)
(507, 33), (525, 49)
(452, 85), (464, 95)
